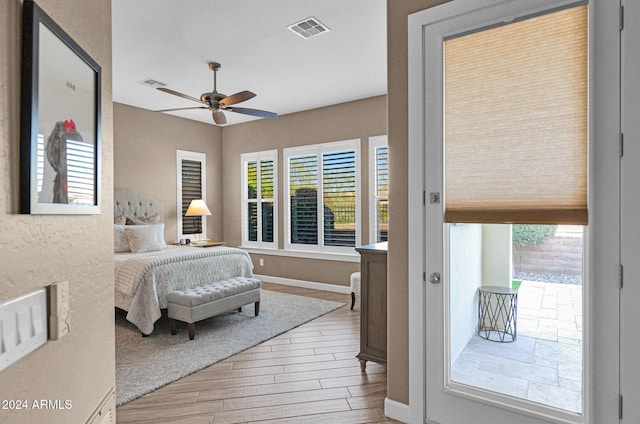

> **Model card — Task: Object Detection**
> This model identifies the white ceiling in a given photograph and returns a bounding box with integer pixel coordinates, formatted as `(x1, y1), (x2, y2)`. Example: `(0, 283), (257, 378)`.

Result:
(111, 0), (387, 126)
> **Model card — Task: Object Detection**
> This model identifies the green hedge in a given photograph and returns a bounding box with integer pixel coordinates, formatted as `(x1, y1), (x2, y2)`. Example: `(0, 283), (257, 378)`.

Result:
(512, 224), (557, 247)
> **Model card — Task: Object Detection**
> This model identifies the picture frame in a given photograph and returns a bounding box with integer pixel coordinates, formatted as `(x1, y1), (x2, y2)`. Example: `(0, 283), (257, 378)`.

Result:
(20, 0), (102, 214)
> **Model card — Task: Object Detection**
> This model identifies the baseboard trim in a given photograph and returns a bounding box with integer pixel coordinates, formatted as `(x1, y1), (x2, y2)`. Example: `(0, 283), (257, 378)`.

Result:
(385, 397), (409, 423)
(253, 274), (352, 294)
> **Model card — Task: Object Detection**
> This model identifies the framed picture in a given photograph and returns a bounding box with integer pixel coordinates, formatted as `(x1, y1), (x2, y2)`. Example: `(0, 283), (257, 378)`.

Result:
(20, 0), (101, 214)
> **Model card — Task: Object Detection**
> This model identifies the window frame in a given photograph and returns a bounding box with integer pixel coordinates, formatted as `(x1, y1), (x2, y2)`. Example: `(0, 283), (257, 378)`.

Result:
(369, 135), (388, 244)
(176, 150), (206, 241)
(283, 139), (361, 255)
(240, 150), (278, 249)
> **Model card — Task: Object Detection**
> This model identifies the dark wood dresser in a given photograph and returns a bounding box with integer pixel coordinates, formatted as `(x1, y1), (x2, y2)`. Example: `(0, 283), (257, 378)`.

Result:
(355, 242), (388, 370)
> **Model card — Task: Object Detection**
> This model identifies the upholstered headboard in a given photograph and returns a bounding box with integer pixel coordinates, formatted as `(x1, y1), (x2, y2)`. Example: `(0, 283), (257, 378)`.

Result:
(114, 188), (163, 222)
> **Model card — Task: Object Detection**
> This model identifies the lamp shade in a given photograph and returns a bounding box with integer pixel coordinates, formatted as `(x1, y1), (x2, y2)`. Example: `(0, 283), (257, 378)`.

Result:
(185, 199), (212, 217)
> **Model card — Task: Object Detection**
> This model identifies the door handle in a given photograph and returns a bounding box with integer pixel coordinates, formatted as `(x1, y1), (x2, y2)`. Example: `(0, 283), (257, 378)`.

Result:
(429, 272), (441, 285)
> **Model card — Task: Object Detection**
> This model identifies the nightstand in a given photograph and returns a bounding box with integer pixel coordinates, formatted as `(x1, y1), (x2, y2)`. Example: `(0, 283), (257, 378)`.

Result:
(189, 241), (225, 248)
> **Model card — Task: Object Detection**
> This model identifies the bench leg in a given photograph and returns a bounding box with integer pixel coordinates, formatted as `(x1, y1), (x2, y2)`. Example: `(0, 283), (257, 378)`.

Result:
(188, 323), (195, 340)
(169, 318), (177, 335)
(351, 292), (356, 310)
(255, 301), (260, 317)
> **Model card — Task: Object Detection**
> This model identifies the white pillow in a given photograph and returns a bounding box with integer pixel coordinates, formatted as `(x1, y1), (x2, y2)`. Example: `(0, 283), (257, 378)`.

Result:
(124, 224), (166, 253)
(114, 225), (130, 253)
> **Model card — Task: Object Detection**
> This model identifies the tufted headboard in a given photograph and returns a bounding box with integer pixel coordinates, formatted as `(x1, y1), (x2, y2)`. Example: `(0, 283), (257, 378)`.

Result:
(114, 188), (163, 222)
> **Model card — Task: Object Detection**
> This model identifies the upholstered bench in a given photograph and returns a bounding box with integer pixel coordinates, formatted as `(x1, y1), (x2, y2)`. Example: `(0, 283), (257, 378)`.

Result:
(167, 277), (261, 340)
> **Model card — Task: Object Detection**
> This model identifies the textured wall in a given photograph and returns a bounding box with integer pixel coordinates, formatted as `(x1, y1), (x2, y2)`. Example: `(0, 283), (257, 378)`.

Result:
(0, 0), (115, 423)
(386, 0), (451, 405)
(222, 96), (387, 287)
(114, 102), (224, 242)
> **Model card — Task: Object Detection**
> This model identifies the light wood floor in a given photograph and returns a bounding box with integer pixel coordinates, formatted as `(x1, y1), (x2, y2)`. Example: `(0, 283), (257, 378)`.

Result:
(115, 282), (400, 423)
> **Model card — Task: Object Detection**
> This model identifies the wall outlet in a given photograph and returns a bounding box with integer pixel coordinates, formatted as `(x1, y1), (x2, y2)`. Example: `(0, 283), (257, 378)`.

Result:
(259, 258), (264, 267)
(48, 281), (70, 340)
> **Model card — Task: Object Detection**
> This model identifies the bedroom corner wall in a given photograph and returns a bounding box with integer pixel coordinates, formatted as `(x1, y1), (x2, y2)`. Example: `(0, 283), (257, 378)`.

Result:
(386, 0), (451, 406)
(113, 103), (224, 243)
(0, 1), (115, 423)
(221, 95), (387, 287)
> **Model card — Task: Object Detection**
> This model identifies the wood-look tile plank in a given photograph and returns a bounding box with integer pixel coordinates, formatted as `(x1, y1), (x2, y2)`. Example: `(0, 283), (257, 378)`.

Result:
(152, 374), (275, 395)
(275, 364), (385, 384)
(231, 353), (336, 369)
(270, 338), (359, 352)
(347, 393), (387, 410)
(178, 365), (284, 384)
(222, 387), (350, 411)
(212, 399), (350, 424)
(197, 380), (322, 402)
(247, 407), (390, 424)
(118, 392), (198, 410)
(115, 412), (214, 424)
(313, 343), (360, 355)
(282, 358), (360, 373)
(347, 382), (388, 398)
(320, 372), (387, 389)
(115, 400), (221, 422)
(228, 348), (317, 362)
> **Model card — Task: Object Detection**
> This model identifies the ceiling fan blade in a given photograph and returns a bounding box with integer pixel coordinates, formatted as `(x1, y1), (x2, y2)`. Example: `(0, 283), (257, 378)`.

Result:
(155, 106), (208, 112)
(212, 110), (227, 125)
(219, 90), (256, 107)
(226, 107), (278, 119)
(157, 87), (206, 105)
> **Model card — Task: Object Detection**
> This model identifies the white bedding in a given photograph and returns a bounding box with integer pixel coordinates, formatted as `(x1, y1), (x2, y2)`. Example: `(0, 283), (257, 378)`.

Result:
(115, 245), (253, 335)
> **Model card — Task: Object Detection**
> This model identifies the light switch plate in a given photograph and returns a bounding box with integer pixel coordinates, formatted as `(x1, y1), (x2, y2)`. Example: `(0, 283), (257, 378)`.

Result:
(0, 288), (48, 372)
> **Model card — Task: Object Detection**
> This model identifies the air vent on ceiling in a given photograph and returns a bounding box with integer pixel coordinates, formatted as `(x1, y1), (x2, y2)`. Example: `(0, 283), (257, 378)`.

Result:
(138, 78), (167, 88)
(287, 17), (330, 39)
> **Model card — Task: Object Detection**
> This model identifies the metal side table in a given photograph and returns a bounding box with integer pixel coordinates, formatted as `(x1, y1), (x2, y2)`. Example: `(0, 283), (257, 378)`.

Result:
(477, 286), (518, 342)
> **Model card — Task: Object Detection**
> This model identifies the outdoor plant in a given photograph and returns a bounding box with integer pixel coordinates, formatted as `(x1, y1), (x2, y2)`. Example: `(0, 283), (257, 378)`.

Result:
(512, 224), (557, 246)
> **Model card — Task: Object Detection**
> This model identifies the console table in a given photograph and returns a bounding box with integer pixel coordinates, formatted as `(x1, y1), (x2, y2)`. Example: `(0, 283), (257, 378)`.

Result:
(355, 242), (388, 370)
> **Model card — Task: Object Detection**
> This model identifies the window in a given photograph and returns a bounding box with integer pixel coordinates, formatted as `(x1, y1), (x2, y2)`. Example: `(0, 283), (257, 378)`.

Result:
(37, 134), (95, 205)
(369, 136), (388, 243)
(176, 150), (206, 240)
(241, 150), (277, 248)
(284, 139), (360, 254)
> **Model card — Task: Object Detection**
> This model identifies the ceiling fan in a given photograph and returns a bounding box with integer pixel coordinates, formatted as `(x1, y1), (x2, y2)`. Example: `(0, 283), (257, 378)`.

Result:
(155, 62), (278, 125)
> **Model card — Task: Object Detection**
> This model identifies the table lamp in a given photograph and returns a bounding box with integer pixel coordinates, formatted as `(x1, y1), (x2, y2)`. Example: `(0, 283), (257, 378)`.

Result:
(185, 199), (211, 244)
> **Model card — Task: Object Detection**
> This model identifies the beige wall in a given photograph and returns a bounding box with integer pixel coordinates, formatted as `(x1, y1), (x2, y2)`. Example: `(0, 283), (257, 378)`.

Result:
(114, 102), (224, 243)
(222, 96), (387, 287)
(386, 0), (451, 405)
(0, 0), (115, 423)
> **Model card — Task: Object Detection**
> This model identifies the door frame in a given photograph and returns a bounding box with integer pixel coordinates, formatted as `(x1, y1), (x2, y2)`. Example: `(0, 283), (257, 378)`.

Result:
(407, 0), (621, 422)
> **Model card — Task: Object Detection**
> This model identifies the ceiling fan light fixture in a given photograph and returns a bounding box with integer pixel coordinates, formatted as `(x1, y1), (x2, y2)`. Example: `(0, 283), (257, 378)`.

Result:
(287, 17), (330, 39)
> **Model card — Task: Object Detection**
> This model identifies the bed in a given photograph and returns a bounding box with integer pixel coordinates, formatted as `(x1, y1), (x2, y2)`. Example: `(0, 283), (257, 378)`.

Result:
(113, 189), (254, 335)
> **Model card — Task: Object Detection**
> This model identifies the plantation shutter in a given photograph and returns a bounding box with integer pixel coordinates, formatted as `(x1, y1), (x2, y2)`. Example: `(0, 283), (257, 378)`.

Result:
(260, 159), (275, 243)
(66, 139), (95, 204)
(289, 155), (318, 245)
(444, 5), (588, 225)
(181, 159), (202, 234)
(323, 150), (356, 246)
(375, 145), (388, 242)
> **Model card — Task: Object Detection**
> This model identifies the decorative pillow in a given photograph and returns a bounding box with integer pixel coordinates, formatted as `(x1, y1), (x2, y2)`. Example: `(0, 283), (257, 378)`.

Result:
(124, 224), (166, 253)
(114, 225), (130, 253)
(114, 214), (126, 225)
(126, 214), (161, 225)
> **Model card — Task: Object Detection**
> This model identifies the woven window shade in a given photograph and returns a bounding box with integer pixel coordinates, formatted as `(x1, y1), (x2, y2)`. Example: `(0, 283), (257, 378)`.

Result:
(444, 5), (588, 225)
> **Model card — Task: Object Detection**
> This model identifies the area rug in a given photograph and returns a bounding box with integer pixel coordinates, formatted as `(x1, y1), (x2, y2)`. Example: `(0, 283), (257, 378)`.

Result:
(115, 289), (344, 406)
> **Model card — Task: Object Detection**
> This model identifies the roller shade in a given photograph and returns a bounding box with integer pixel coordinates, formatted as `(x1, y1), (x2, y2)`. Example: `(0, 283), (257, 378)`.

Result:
(444, 5), (588, 225)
